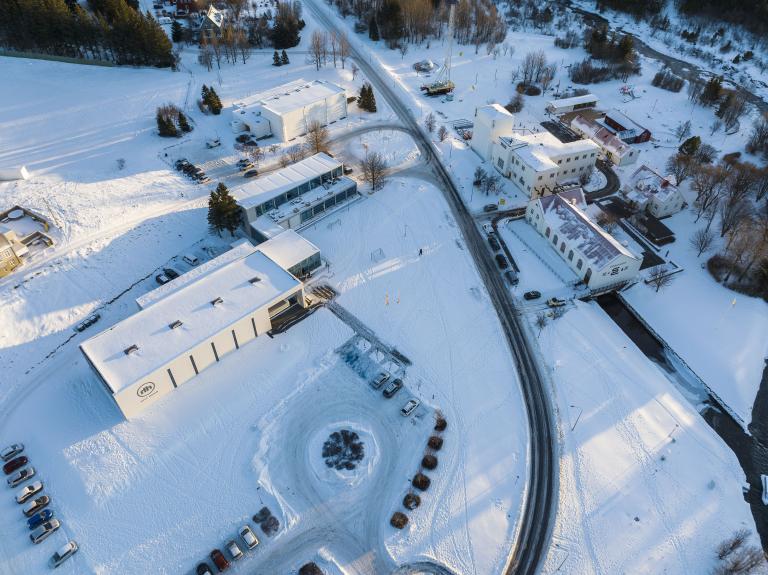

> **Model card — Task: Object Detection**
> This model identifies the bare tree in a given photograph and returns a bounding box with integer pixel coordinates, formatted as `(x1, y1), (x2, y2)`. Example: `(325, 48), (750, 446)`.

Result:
(399, 43), (409, 60)
(424, 112), (436, 133)
(225, 0), (246, 20)
(690, 227), (715, 257)
(247, 145), (265, 168)
(306, 120), (329, 154)
(720, 163), (758, 237)
(666, 153), (696, 185)
(236, 28), (251, 64)
(351, 62), (359, 80)
(692, 164), (727, 225)
(286, 143), (307, 163)
(717, 529), (750, 561)
(710, 119), (723, 135)
(361, 150), (388, 191)
(535, 312), (548, 336)
(310, 31), (327, 71)
(437, 125), (449, 142)
(540, 64), (557, 91)
(209, 32), (223, 69)
(198, 37), (214, 71)
(647, 265), (676, 292)
(674, 120), (692, 142)
(329, 30), (338, 67)
(339, 32), (350, 69)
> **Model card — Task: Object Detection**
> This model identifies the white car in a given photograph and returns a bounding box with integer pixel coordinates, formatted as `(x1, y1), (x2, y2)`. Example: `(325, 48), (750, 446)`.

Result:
(30, 518), (60, 544)
(226, 539), (243, 560)
(401, 398), (420, 417)
(51, 541), (78, 568)
(7, 466), (35, 488)
(16, 481), (43, 504)
(239, 525), (259, 549)
(1, 443), (23, 461)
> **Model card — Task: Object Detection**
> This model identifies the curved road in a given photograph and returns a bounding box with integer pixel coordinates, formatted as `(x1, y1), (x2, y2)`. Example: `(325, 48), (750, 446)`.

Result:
(304, 2), (558, 574)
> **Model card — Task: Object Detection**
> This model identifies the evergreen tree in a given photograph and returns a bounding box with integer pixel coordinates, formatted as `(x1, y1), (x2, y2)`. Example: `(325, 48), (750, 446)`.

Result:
(367, 84), (377, 113)
(701, 75), (723, 106)
(171, 19), (183, 43)
(368, 16), (379, 41)
(270, 2), (301, 49)
(177, 111), (192, 133)
(358, 83), (376, 112)
(207, 86), (223, 114)
(156, 110), (178, 137)
(281, 49), (289, 65)
(679, 135), (701, 156)
(273, 50), (281, 66)
(376, 0), (403, 44)
(208, 183), (241, 236)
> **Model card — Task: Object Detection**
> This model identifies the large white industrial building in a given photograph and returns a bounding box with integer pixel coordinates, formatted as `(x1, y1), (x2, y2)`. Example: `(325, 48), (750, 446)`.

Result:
(235, 153), (358, 242)
(231, 79), (348, 142)
(81, 232), (320, 419)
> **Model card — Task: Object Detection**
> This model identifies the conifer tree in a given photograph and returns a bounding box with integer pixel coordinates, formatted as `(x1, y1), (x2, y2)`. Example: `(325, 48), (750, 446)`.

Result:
(273, 50), (281, 66)
(171, 19), (183, 42)
(156, 110), (178, 137)
(208, 86), (223, 114)
(367, 84), (377, 112)
(177, 111), (192, 133)
(368, 16), (379, 41)
(281, 49), (289, 65)
(208, 183), (241, 236)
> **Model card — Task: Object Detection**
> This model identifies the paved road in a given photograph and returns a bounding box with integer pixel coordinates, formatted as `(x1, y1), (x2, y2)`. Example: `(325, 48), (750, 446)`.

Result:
(304, 2), (558, 574)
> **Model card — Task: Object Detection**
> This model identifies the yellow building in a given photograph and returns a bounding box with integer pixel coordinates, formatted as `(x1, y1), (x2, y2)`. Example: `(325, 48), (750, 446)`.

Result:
(0, 228), (28, 277)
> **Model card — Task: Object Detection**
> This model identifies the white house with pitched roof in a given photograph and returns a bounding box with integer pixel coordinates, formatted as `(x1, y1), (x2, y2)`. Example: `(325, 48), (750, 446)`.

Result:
(623, 165), (686, 218)
(526, 188), (641, 291)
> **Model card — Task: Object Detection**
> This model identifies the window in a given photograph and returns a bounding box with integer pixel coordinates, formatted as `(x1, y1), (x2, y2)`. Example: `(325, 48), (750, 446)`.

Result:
(558, 159), (562, 165)
(300, 209), (313, 223)
(545, 227), (551, 238)
(560, 242), (566, 253)
(538, 175), (543, 181)
(552, 234), (558, 245)
(568, 250), (574, 261)
(583, 154), (587, 159)
(566, 157), (571, 163)
(576, 259), (583, 270)
(497, 157), (504, 170)
(590, 152), (596, 157)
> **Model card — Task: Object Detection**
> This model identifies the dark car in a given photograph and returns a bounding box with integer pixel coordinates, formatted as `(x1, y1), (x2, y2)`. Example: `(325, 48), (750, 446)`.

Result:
(210, 549), (229, 572)
(196, 563), (214, 575)
(343, 166), (354, 175)
(495, 253), (509, 269)
(163, 268), (179, 280)
(487, 234), (501, 251)
(383, 378), (403, 398)
(243, 169), (259, 178)
(4, 456), (28, 475)
(523, 290), (541, 300)
(174, 159), (190, 170)
(483, 204), (498, 213)
(27, 509), (54, 530)
(75, 313), (100, 332)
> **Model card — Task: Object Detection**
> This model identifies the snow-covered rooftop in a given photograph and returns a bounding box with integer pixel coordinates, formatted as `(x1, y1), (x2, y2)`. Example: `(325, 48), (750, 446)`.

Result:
(503, 131), (599, 171)
(239, 79), (346, 116)
(603, 109), (647, 133)
(537, 191), (636, 269)
(254, 229), (319, 271)
(546, 94), (598, 109)
(82, 250), (300, 394)
(626, 165), (679, 204)
(475, 103), (513, 121)
(571, 115), (632, 157)
(235, 153), (342, 210)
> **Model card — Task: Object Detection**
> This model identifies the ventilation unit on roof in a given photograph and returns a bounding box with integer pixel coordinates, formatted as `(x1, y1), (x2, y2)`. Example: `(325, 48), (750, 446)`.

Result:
(124, 344), (139, 355)
(169, 320), (183, 330)
(249, 276), (261, 284)
(211, 296), (224, 306)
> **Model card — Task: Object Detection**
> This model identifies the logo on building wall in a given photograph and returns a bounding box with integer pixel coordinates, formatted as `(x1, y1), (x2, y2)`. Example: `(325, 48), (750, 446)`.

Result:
(137, 382), (156, 398)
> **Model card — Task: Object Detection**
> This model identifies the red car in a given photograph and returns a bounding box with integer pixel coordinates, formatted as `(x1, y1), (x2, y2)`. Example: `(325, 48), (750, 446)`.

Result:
(210, 549), (229, 572)
(3, 456), (28, 475)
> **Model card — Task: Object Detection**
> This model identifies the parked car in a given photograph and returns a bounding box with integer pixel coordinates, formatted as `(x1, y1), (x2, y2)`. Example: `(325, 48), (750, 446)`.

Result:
(210, 549), (230, 572)
(370, 372), (390, 389)
(383, 378), (403, 398)
(343, 166), (354, 175)
(235, 133), (253, 143)
(523, 290), (541, 301)
(505, 269), (519, 285)
(206, 138), (221, 149)
(155, 273), (171, 285)
(239, 525), (259, 549)
(174, 159), (190, 170)
(7, 466), (35, 488)
(226, 539), (243, 561)
(546, 297), (566, 308)
(483, 204), (498, 213)
(401, 398), (420, 416)
(175, 8), (187, 16)
(487, 234), (501, 251)
(27, 508), (54, 530)
(50, 540), (78, 568)
(30, 519), (60, 544)
(196, 563), (214, 575)
(23, 495), (50, 517)
(50, 541), (78, 568)
(163, 267), (179, 280)
(158, 15), (172, 23)
(4, 456), (28, 475)
(75, 313), (100, 332)
(16, 481), (43, 504)
(182, 254), (199, 266)
(1, 443), (23, 461)
(243, 169), (259, 178)
(495, 253), (509, 270)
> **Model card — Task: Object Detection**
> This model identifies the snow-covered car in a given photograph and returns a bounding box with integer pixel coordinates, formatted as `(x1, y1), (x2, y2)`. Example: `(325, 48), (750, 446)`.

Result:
(383, 378), (403, 398)
(226, 539), (243, 561)
(401, 398), (420, 417)
(4, 456), (28, 475)
(50, 541), (78, 568)
(30, 519), (60, 544)
(1, 443), (23, 461)
(505, 270), (519, 286)
(156, 273), (171, 285)
(7, 466), (35, 487)
(206, 138), (221, 149)
(523, 290), (541, 300)
(196, 563), (214, 575)
(182, 254), (199, 266)
(239, 525), (259, 549)
(23, 495), (50, 517)
(27, 508), (54, 530)
(546, 297), (566, 308)
(370, 372), (390, 389)
(16, 481), (43, 504)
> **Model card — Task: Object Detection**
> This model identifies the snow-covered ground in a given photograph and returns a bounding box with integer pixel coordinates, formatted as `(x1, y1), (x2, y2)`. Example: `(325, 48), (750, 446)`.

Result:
(537, 302), (757, 574)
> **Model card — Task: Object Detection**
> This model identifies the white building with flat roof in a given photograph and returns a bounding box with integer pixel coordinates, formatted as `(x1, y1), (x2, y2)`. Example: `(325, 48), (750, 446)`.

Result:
(546, 94), (598, 115)
(235, 153), (357, 242)
(82, 242), (311, 419)
(526, 188), (641, 291)
(471, 104), (516, 161)
(232, 79), (347, 142)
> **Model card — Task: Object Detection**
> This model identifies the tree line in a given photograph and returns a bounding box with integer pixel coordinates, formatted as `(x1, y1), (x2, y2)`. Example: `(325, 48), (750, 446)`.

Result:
(0, 0), (173, 67)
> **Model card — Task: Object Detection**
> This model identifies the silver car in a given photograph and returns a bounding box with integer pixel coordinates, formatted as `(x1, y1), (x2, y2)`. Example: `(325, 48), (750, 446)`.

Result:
(401, 398), (420, 417)
(239, 525), (259, 550)
(16, 480), (43, 504)
(1, 443), (24, 461)
(51, 541), (78, 568)
(30, 518), (60, 544)
(7, 467), (35, 488)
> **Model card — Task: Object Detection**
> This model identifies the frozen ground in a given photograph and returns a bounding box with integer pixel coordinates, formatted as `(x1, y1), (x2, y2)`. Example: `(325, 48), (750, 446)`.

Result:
(535, 302), (758, 574)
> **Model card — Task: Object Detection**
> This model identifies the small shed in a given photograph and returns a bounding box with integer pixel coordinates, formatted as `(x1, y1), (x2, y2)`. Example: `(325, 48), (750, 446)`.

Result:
(0, 166), (30, 181)
(546, 94), (599, 115)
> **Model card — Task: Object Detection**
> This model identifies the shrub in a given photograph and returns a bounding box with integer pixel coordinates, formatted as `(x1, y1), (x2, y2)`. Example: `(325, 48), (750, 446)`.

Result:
(434, 416), (447, 432)
(569, 59), (613, 84)
(422, 454), (438, 470)
(403, 493), (421, 510)
(428, 436), (443, 450)
(412, 473), (431, 491)
(299, 562), (324, 575)
(505, 94), (524, 114)
(390, 511), (409, 529)
(651, 69), (684, 92)
(524, 85), (542, 96)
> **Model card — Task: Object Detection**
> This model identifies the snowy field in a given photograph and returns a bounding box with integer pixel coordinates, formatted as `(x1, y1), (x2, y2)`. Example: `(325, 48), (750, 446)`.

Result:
(536, 302), (758, 574)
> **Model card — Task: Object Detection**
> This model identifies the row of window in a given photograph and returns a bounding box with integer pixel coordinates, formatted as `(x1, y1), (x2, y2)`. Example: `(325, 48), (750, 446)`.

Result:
(252, 167), (344, 217)
(544, 225), (589, 272)
(298, 185), (357, 223)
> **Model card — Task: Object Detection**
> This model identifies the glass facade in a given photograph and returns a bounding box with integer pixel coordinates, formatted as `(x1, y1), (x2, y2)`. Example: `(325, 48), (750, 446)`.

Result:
(252, 167), (348, 217)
